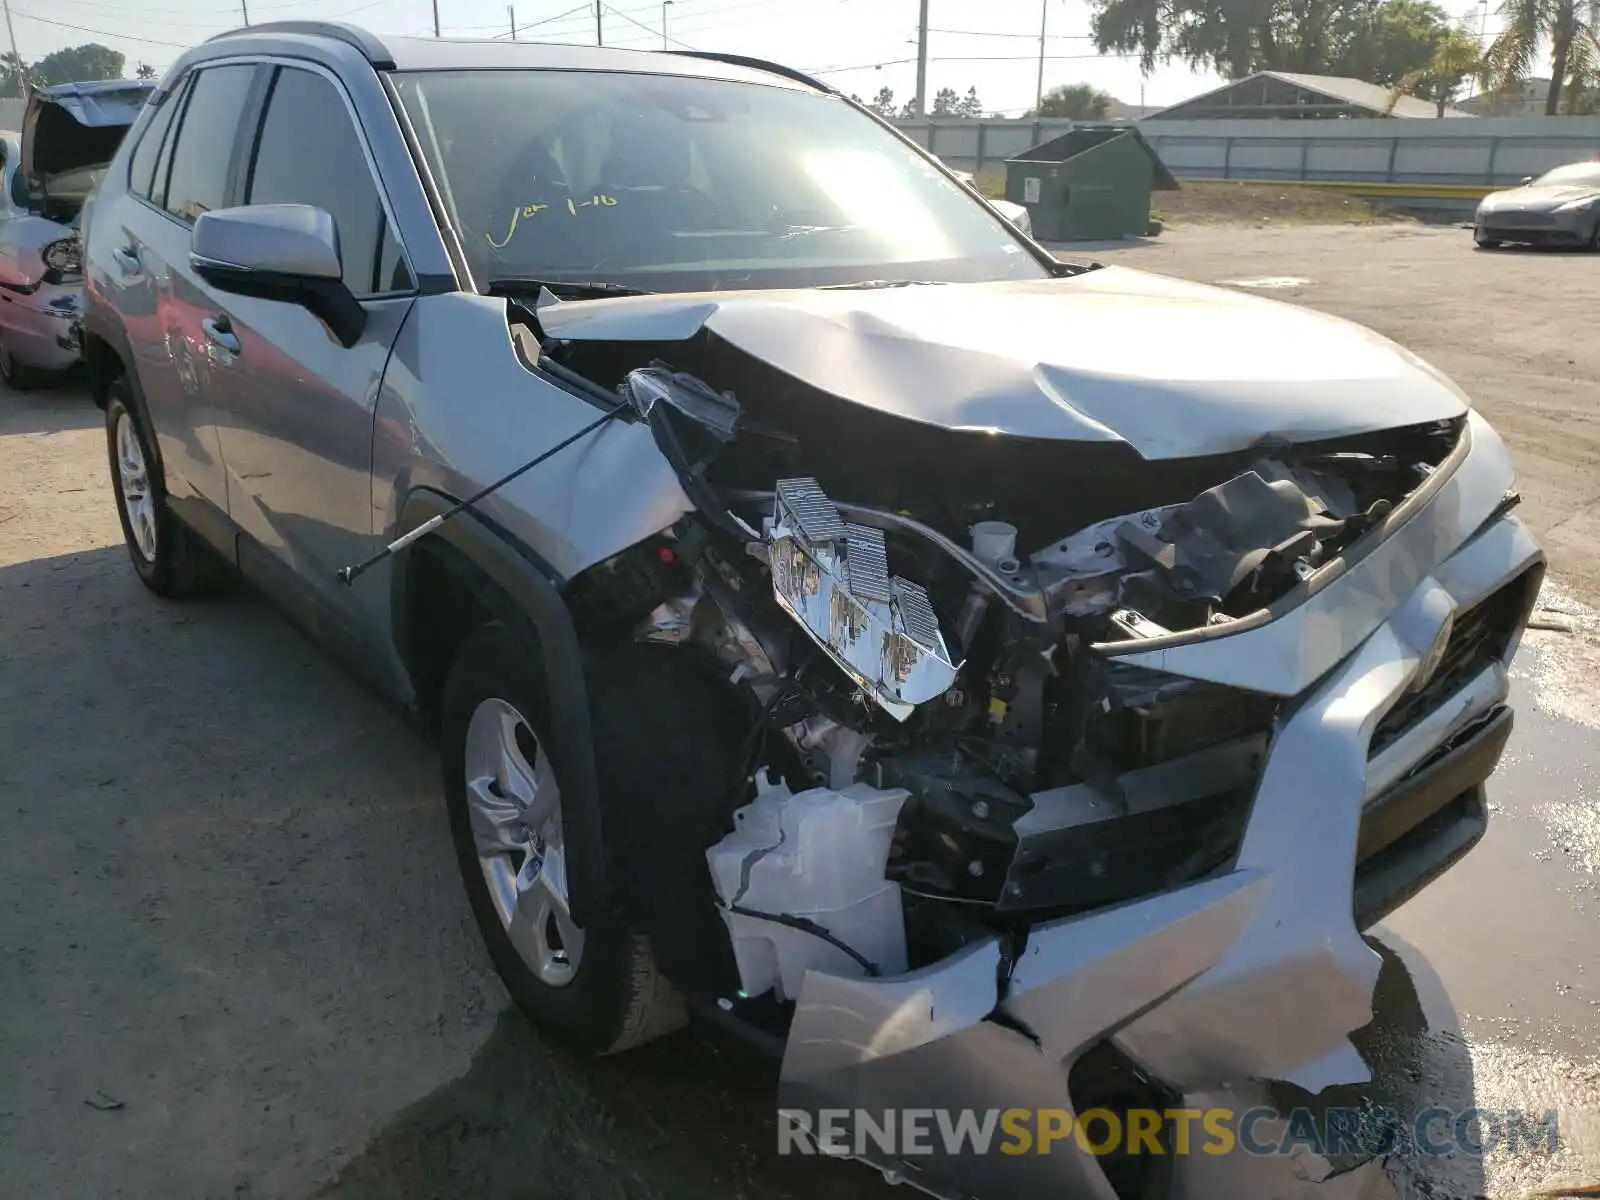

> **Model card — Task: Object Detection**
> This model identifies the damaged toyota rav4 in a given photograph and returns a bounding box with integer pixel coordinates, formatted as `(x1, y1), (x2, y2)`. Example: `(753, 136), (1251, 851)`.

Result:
(83, 24), (1543, 1199)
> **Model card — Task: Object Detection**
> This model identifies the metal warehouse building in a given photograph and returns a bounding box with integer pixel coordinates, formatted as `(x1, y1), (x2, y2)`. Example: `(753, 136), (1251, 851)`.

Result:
(1145, 70), (1475, 120)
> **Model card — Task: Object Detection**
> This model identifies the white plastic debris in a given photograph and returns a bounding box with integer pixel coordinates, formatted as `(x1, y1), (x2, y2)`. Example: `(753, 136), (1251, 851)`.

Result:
(705, 773), (909, 1001)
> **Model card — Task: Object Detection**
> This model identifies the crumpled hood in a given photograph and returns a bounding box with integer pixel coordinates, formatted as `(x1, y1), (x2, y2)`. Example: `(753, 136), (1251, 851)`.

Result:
(1479, 183), (1600, 212)
(22, 79), (154, 189)
(535, 267), (1469, 460)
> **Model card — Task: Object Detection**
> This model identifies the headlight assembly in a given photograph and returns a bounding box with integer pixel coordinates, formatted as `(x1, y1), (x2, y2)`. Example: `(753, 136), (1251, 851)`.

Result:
(43, 237), (83, 278)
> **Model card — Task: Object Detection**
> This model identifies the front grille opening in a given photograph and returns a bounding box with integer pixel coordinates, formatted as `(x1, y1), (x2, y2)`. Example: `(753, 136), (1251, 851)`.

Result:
(1369, 566), (1540, 757)
(1354, 787), (1487, 928)
(1068, 1041), (1179, 1200)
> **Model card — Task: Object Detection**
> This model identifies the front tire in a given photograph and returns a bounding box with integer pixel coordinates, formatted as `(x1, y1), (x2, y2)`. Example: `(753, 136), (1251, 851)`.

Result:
(105, 376), (226, 597)
(1474, 236), (1501, 250)
(441, 623), (686, 1055)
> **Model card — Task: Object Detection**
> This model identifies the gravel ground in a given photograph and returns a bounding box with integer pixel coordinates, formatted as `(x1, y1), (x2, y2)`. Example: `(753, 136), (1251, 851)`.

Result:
(3, 222), (1599, 1200)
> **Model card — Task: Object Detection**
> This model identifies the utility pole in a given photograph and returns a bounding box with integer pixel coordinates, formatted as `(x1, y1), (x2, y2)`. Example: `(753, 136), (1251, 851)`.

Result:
(1, 0), (18, 95)
(508, 5), (516, 37)
(432, 0), (440, 36)
(1035, 0), (1048, 113)
(1467, 0), (1489, 98)
(661, 0), (672, 49)
(595, 0), (603, 44)
(913, 0), (929, 116)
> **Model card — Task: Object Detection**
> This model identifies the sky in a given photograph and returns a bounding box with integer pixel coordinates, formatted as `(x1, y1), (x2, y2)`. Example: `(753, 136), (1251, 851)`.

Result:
(13, 0), (1502, 115)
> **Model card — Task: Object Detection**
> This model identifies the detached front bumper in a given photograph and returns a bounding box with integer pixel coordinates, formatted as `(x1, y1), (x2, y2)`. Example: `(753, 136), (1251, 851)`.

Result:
(779, 413), (1543, 1200)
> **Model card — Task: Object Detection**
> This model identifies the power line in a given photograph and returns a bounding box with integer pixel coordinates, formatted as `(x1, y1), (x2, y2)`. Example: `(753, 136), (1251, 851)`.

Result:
(929, 27), (1097, 40)
(35, 0), (389, 37)
(489, 0), (809, 43)
(9, 7), (193, 46)
(807, 50), (1141, 75)
(601, 2), (695, 49)
(486, 0), (591, 36)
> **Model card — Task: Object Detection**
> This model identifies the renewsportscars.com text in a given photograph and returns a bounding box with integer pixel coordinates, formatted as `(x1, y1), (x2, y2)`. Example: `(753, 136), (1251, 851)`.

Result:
(777, 1106), (1561, 1159)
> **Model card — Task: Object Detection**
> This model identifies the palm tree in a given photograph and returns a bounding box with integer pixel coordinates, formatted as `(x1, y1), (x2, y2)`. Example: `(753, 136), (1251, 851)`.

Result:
(1484, 0), (1600, 114)
(1386, 26), (1488, 115)
(0, 51), (32, 99)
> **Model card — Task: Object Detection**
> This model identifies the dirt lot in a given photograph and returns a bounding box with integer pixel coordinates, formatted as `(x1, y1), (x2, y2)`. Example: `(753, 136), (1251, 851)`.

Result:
(1149, 180), (1397, 226)
(3, 223), (1599, 1199)
(975, 173), (1396, 226)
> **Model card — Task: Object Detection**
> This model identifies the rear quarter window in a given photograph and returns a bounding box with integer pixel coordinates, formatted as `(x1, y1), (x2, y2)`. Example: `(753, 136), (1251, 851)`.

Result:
(127, 85), (182, 201)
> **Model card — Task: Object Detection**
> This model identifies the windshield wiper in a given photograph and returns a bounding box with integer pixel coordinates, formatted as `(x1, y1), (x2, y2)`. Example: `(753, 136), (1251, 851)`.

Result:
(487, 278), (655, 300)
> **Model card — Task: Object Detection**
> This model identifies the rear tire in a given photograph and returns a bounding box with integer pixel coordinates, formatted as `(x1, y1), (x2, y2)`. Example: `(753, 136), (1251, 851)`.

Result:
(441, 623), (688, 1056)
(105, 376), (229, 598)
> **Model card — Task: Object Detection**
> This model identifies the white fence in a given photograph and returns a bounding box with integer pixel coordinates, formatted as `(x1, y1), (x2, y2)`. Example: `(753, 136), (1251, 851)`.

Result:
(895, 115), (1600, 188)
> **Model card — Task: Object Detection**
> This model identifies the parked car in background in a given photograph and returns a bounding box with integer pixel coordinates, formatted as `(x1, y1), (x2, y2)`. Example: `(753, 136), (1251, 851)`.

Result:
(947, 163), (1033, 236)
(0, 79), (152, 388)
(84, 25), (1543, 1200)
(1474, 160), (1600, 250)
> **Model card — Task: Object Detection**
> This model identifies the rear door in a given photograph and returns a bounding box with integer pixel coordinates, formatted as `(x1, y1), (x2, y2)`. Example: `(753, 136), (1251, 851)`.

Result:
(108, 62), (261, 516)
(207, 62), (415, 642)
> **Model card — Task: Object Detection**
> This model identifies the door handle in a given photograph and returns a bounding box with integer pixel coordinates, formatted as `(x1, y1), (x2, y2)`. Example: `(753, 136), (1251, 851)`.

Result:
(202, 315), (241, 356)
(111, 245), (142, 277)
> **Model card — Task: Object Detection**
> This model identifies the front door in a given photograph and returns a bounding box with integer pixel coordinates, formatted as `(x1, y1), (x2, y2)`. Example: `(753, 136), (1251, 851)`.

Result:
(203, 63), (416, 648)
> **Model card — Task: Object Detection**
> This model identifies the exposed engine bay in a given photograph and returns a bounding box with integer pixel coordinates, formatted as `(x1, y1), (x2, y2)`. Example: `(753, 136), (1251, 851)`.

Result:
(543, 317), (1465, 1019)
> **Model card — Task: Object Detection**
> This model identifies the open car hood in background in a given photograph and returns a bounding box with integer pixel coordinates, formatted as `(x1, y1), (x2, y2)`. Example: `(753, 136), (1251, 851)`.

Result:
(21, 78), (154, 189)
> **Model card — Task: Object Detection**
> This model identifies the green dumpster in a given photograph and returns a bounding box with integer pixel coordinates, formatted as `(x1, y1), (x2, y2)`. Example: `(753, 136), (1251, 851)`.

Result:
(1005, 125), (1180, 241)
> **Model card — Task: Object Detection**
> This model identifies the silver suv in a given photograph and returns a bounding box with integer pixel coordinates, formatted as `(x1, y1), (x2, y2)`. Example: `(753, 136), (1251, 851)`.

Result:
(83, 23), (1543, 1199)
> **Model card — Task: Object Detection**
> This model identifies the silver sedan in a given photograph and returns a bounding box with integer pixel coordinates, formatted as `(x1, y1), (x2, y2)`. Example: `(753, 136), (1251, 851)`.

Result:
(1474, 160), (1600, 249)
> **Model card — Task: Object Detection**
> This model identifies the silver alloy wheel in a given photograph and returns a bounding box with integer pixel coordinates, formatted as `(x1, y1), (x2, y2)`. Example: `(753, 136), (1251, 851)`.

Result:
(464, 697), (584, 986)
(115, 410), (158, 562)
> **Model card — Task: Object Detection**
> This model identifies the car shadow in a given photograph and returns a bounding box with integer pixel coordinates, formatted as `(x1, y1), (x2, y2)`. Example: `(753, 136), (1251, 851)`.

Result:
(313, 1009), (904, 1200)
(1348, 934), (1489, 1199)
(1475, 242), (1600, 257)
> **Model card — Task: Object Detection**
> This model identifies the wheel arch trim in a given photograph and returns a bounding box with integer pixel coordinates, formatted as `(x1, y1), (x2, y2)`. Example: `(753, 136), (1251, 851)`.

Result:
(80, 313), (135, 409)
(392, 486), (611, 928)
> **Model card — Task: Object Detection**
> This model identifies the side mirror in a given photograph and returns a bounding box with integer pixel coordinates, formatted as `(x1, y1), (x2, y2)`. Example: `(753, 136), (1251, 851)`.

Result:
(1519, 176), (1534, 186)
(190, 204), (366, 347)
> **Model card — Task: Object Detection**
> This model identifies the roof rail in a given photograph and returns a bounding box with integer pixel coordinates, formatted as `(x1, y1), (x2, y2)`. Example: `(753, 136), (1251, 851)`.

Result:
(668, 51), (834, 94)
(204, 21), (395, 69)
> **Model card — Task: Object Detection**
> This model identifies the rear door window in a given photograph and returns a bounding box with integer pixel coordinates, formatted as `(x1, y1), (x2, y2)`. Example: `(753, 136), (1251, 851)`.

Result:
(245, 66), (412, 295)
(163, 64), (256, 224)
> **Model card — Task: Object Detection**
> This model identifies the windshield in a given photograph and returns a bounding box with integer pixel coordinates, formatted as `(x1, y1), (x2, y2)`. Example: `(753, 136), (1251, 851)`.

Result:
(391, 69), (1048, 293)
(1533, 162), (1600, 187)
